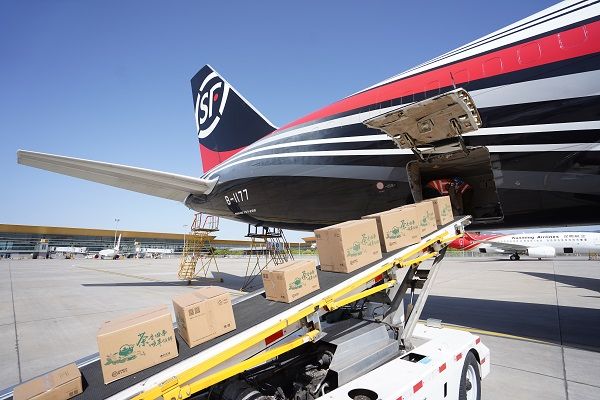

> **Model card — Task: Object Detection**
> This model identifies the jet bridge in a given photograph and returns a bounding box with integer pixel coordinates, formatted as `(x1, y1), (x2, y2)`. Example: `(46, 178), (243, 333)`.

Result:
(0, 217), (475, 400)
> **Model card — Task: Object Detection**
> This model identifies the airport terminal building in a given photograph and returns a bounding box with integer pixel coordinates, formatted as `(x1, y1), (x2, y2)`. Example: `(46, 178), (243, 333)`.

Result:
(0, 224), (303, 257)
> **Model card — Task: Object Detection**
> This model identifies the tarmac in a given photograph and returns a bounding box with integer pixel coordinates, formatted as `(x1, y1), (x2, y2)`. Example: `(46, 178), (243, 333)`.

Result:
(1, 254), (599, 399)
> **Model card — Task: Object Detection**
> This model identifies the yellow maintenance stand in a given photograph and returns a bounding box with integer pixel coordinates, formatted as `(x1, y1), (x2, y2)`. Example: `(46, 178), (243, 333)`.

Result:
(240, 225), (294, 291)
(178, 213), (221, 284)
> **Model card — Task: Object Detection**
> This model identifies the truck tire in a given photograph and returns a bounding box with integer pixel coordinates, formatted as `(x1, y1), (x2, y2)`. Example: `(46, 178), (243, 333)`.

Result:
(459, 352), (481, 400)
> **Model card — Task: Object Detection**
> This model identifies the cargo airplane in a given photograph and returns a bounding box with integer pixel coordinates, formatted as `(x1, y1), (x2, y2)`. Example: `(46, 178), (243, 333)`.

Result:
(450, 231), (600, 260)
(17, 0), (600, 232)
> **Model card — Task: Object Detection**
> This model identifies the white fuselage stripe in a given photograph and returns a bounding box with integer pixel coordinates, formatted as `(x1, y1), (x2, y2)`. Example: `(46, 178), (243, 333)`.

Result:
(232, 70), (599, 161)
(206, 142), (600, 179)
(205, 120), (600, 177)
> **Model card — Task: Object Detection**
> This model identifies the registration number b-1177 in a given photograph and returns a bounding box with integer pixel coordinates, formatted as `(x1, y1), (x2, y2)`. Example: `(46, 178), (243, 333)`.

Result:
(225, 189), (248, 206)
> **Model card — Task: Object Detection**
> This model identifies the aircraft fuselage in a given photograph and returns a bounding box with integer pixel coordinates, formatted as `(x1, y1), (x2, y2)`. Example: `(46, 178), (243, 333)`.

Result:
(188, 3), (600, 231)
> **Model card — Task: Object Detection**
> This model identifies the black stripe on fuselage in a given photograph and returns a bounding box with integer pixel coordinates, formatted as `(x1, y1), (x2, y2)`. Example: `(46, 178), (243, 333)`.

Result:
(214, 94), (600, 169)
(215, 128), (600, 165)
(214, 149), (600, 178)
(481, 94), (600, 127)
(192, 156), (600, 231)
(242, 54), (600, 154)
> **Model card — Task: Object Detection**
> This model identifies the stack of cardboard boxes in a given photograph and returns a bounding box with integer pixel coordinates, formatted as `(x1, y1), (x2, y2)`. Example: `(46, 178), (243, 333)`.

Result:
(362, 206), (420, 252)
(173, 286), (236, 348)
(95, 286), (237, 385)
(97, 305), (178, 383)
(13, 364), (82, 400)
(13, 286), (239, 398)
(314, 219), (381, 273)
(424, 196), (454, 226)
(262, 260), (320, 303)
(314, 196), (453, 272)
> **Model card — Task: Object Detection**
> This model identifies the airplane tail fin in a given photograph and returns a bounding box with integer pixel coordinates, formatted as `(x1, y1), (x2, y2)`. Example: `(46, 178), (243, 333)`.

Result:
(114, 234), (121, 251)
(191, 65), (276, 173)
(463, 232), (478, 241)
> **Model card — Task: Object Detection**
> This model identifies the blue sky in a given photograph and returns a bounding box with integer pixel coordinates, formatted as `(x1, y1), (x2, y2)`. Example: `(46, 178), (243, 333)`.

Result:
(0, 0), (556, 240)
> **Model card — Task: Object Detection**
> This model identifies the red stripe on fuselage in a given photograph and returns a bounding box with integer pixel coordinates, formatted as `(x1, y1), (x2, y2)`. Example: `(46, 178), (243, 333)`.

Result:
(278, 20), (600, 131)
(200, 145), (244, 173)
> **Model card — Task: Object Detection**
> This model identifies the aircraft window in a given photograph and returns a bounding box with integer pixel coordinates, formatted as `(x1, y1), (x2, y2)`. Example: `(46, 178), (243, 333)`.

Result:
(518, 42), (541, 65)
(482, 57), (503, 76)
(558, 26), (588, 49)
(517, 42), (542, 64)
(450, 69), (469, 85)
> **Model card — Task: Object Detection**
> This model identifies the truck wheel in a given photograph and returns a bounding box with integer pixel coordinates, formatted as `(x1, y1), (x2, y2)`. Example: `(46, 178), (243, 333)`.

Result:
(459, 352), (481, 400)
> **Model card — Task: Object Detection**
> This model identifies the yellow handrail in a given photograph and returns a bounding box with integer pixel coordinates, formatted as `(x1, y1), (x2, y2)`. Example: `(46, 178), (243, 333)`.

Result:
(132, 228), (453, 399)
(163, 330), (321, 400)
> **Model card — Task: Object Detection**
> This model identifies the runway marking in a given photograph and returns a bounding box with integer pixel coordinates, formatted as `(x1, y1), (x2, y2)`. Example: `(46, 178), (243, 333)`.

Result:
(8, 260), (22, 383)
(552, 259), (570, 400)
(76, 265), (166, 283)
(422, 320), (552, 345)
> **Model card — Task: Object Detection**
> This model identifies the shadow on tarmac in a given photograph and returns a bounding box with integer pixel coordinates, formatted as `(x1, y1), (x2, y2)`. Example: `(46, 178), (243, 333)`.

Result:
(81, 271), (263, 292)
(516, 271), (600, 294)
(422, 294), (600, 352)
(79, 268), (600, 351)
(457, 257), (592, 263)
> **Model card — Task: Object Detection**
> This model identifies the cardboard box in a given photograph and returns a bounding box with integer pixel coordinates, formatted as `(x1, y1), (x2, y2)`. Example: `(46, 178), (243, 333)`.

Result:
(400, 201), (437, 237)
(362, 207), (420, 252)
(97, 305), (178, 384)
(173, 287), (236, 348)
(423, 196), (454, 226)
(13, 363), (82, 400)
(315, 219), (382, 273)
(262, 260), (320, 303)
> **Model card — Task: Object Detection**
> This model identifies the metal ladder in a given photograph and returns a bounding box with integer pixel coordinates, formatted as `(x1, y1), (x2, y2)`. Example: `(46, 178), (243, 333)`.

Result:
(177, 213), (221, 283)
(241, 226), (294, 290)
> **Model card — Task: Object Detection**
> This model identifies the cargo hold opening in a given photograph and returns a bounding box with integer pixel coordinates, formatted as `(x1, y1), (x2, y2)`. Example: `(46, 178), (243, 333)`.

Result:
(406, 147), (504, 224)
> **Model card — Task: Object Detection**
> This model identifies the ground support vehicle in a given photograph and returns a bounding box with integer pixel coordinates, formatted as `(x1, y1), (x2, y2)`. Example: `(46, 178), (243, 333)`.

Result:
(1, 216), (489, 400)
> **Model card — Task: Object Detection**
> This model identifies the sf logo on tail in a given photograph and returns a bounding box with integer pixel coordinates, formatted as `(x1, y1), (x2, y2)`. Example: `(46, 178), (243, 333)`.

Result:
(195, 71), (230, 139)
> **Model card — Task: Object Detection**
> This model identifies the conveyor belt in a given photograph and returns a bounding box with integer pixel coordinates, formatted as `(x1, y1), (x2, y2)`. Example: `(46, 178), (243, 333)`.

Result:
(3, 217), (466, 400)
(73, 258), (389, 399)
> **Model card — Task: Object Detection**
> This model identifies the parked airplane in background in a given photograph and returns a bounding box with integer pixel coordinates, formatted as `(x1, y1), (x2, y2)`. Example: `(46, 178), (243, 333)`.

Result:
(450, 231), (600, 260)
(98, 234), (121, 259)
(16, 1), (600, 232)
(137, 248), (174, 259)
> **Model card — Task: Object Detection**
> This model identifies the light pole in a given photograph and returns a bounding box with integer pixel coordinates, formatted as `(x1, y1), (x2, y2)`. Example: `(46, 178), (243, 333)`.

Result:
(114, 218), (120, 248)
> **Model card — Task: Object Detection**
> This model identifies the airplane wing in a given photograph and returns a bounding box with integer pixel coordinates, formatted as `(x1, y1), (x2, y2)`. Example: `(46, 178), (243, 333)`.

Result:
(17, 150), (217, 202)
(480, 241), (528, 253)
